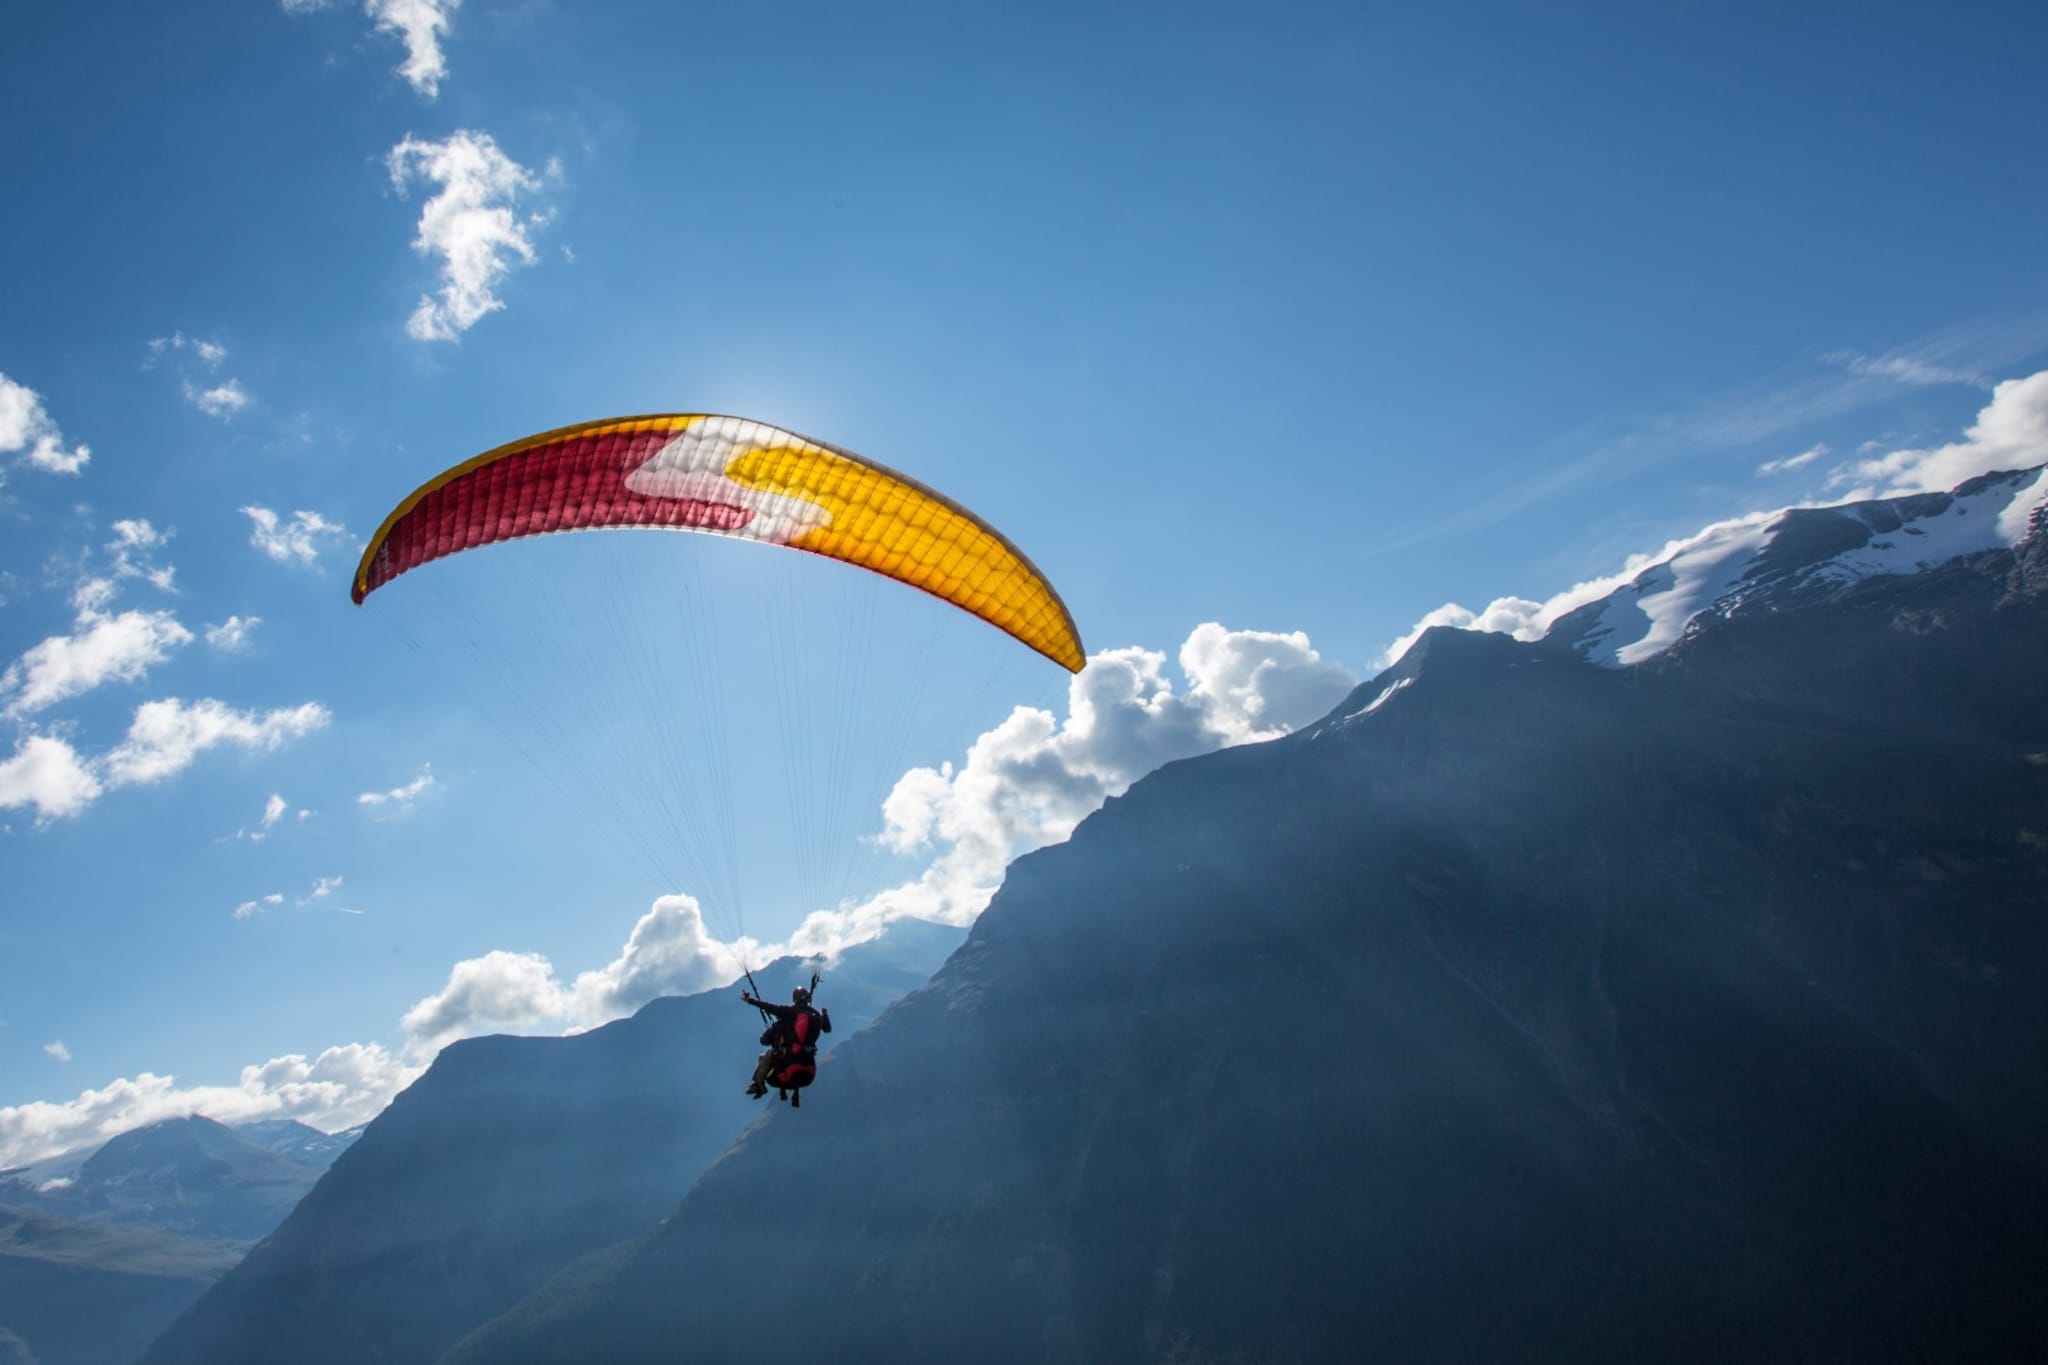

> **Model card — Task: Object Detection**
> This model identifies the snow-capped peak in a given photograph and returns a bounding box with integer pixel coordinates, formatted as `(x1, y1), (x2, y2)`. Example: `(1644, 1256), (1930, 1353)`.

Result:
(1546, 465), (2047, 667)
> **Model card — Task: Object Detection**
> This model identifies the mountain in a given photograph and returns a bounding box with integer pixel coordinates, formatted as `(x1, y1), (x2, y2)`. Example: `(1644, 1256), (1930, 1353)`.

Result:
(137, 918), (966, 1365)
(0, 1207), (237, 1365)
(0, 1116), (318, 1243)
(446, 471), (2048, 1364)
(1546, 464), (2046, 665)
(0, 1116), (360, 1364)
(230, 1120), (365, 1169)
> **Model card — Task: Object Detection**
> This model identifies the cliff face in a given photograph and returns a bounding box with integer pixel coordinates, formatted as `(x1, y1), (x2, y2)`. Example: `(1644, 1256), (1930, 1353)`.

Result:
(451, 536), (2048, 1364)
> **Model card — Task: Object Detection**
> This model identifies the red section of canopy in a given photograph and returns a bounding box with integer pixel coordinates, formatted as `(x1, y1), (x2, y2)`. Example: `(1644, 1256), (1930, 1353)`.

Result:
(356, 426), (755, 601)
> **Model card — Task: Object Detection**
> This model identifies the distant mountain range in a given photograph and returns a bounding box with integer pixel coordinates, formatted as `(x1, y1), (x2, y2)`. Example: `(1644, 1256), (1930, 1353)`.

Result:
(420, 466), (2047, 1363)
(0, 1116), (359, 1365)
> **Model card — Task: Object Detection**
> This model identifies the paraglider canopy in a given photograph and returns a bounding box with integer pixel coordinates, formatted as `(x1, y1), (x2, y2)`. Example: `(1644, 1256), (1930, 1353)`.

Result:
(352, 412), (1085, 672)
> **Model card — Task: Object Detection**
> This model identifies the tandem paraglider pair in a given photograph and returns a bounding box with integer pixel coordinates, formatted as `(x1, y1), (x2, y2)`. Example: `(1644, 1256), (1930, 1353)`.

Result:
(348, 412), (1087, 1106)
(741, 975), (831, 1107)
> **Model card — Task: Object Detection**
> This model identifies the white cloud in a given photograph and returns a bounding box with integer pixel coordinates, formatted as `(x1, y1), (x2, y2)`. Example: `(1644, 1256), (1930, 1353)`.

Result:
(148, 336), (251, 419)
(368, 0), (461, 96)
(1757, 443), (1828, 477)
(394, 623), (1360, 1052)
(242, 506), (348, 564)
(43, 1041), (71, 1063)
(101, 698), (331, 788)
(0, 1044), (421, 1168)
(184, 378), (252, 420)
(205, 615), (261, 651)
(263, 793), (289, 828)
(0, 371), (89, 477)
(1836, 369), (2048, 497)
(357, 764), (433, 813)
(280, 0), (460, 97)
(0, 736), (102, 823)
(145, 333), (228, 370)
(387, 131), (545, 341)
(1, 608), (194, 719)
(102, 517), (177, 593)
(1830, 351), (1991, 390)
(401, 949), (572, 1056)
(233, 878), (339, 919)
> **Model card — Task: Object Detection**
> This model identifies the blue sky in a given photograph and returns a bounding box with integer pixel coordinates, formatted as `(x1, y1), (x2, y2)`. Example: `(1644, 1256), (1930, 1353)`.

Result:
(4, 0), (2045, 1160)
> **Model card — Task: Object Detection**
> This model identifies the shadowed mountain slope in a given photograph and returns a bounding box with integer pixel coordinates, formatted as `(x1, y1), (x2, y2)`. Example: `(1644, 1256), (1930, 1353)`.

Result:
(451, 499), (2048, 1363)
(137, 920), (962, 1365)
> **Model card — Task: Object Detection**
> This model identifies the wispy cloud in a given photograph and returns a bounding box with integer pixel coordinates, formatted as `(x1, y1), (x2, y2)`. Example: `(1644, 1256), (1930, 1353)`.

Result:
(0, 371), (90, 478)
(1756, 443), (1828, 477)
(1378, 318), (2048, 554)
(227, 792), (309, 843)
(357, 764), (433, 814)
(242, 506), (348, 564)
(42, 1041), (71, 1063)
(233, 892), (287, 920)
(144, 332), (227, 370)
(183, 378), (252, 420)
(148, 335), (253, 421)
(387, 130), (547, 341)
(205, 615), (261, 651)
(282, 0), (461, 98)
(1826, 351), (1992, 391)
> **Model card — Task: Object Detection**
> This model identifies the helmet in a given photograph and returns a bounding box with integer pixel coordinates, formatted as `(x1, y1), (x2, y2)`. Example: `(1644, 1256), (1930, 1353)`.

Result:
(792, 987), (811, 1005)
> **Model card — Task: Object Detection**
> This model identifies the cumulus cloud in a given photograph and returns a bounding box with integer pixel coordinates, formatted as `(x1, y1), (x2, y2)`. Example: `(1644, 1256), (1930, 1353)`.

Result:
(400, 949), (572, 1056)
(3, 700), (327, 825)
(357, 764), (433, 813)
(205, 615), (261, 651)
(0, 371), (89, 477)
(0, 736), (102, 823)
(1, 608), (194, 719)
(1757, 443), (1827, 477)
(242, 506), (348, 564)
(0, 1044), (420, 1168)
(392, 623), (1360, 1053)
(100, 698), (330, 788)
(1834, 369), (2048, 497)
(387, 130), (546, 340)
(43, 1041), (71, 1062)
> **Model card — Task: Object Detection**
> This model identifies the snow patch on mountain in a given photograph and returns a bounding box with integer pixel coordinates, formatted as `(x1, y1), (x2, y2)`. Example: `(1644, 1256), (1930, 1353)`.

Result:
(1549, 465), (2045, 666)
